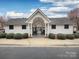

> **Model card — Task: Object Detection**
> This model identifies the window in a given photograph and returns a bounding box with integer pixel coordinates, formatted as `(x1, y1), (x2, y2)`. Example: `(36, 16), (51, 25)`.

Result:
(22, 25), (26, 29)
(9, 25), (14, 30)
(51, 25), (56, 29)
(64, 24), (69, 29)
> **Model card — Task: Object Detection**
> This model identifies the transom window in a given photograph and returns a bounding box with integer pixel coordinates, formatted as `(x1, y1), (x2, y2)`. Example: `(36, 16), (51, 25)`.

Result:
(9, 25), (14, 30)
(64, 24), (69, 29)
(22, 25), (26, 29)
(51, 25), (56, 29)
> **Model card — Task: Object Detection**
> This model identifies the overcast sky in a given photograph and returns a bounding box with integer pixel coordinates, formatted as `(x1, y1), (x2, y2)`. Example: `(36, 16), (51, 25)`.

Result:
(0, 0), (79, 18)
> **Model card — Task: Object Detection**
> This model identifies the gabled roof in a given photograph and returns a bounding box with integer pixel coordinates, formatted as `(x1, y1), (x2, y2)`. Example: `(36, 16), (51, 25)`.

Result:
(26, 8), (50, 23)
(49, 18), (74, 25)
(5, 18), (27, 25)
(5, 17), (74, 25)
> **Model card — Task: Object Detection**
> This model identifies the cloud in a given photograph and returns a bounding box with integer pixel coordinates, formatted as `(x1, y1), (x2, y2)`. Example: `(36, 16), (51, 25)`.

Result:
(46, 10), (67, 18)
(40, 0), (79, 7)
(39, 0), (79, 18)
(6, 11), (23, 16)
(30, 8), (67, 18)
(40, 7), (69, 18)
(5, 11), (32, 18)
(30, 7), (48, 13)
(40, 0), (79, 3)
(40, 0), (54, 3)
(4, 8), (39, 18)
(48, 7), (72, 13)
(2, 0), (78, 18)
(48, 13), (67, 18)
(30, 9), (37, 12)
(4, 7), (70, 18)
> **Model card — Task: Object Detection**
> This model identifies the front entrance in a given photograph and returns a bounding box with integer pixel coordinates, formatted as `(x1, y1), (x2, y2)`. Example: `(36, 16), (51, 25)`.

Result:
(27, 9), (50, 37)
(32, 27), (45, 35)
(32, 17), (45, 37)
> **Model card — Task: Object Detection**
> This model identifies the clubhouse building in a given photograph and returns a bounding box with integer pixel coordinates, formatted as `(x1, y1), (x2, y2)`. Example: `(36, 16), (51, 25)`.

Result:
(4, 9), (76, 37)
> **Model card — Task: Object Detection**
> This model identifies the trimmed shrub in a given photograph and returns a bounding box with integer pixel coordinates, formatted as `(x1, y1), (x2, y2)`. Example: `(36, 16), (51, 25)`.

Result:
(57, 34), (66, 40)
(0, 33), (6, 38)
(74, 33), (79, 38)
(22, 33), (28, 38)
(6, 33), (14, 39)
(49, 33), (55, 39)
(66, 34), (74, 39)
(14, 33), (22, 39)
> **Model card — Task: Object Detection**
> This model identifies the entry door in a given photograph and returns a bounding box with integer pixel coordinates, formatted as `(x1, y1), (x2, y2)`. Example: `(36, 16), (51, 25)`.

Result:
(41, 27), (45, 35)
(32, 27), (45, 35)
(32, 27), (37, 35)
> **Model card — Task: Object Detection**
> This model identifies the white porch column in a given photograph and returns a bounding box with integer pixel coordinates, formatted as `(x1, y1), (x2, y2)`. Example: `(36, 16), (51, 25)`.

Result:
(47, 23), (49, 36)
(29, 23), (32, 37)
(45, 23), (47, 37)
(45, 23), (46, 37)
(28, 23), (32, 37)
(30, 23), (32, 37)
(45, 23), (49, 37)
(28, 23), (30, 37)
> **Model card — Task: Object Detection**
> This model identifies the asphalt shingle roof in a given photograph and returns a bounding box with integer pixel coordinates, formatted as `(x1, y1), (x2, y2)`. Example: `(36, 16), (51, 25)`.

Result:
(5, 18), (28, 25)
(5, 17), (74, 25)
(49, 18), (74, 25)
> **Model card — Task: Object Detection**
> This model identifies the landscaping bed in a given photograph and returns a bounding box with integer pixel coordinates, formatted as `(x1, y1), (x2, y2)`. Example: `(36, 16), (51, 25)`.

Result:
(0, 33), (28, 39)
(0, 33), (79, 40)
(48, 33), (79, 40)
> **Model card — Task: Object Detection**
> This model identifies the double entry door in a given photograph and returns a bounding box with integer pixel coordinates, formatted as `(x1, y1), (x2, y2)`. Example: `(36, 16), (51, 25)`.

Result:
(32, 27), (45, 35)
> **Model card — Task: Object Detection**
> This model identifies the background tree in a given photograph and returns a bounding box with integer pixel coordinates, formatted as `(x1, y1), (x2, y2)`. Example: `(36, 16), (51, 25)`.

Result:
(0, 16), (5, 33)
(68, 8), (79, 31)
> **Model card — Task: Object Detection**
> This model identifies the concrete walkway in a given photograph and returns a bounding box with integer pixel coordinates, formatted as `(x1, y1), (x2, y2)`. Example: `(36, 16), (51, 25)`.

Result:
(0, 38), (79, 47)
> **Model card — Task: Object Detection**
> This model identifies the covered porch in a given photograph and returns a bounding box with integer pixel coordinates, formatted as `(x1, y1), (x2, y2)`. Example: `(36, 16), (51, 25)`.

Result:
(28, 17), (49, 37)
(26, 9), (50, 37)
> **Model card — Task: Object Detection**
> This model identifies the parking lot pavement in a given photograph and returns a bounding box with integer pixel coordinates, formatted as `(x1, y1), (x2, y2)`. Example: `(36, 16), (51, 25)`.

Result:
(0, 47), (79, 59)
